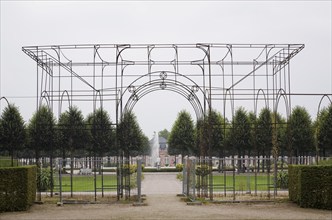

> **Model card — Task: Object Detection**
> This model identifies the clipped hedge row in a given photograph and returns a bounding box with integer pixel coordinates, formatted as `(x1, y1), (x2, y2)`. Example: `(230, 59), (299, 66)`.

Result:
(289, 165), (332, 210)
(0, 166), (37, 212)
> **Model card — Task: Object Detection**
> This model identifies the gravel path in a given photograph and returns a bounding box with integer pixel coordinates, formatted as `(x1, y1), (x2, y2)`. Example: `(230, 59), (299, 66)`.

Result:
(1, 173), (331, 220)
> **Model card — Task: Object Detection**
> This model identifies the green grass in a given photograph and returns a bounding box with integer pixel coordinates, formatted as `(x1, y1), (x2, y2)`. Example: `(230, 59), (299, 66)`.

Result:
(52, 173), (276, 193)
(0, 156), (20, 167)
(53, 174), (117, 192)
(211, 174), (275, 191)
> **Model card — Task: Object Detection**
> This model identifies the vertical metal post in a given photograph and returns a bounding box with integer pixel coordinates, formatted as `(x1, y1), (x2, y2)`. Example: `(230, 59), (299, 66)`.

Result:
(209, 158), (213, 201)
(137, 159), (142, 203)
(102, 158), (104, 198)
(193, 158), (196, 201)
(274, 157), (278, 198)
(223, 157), (226, 197)
(246, 157), (251, 194)
(267, 158), (270, 199)
(182, 158), (186, 195)
(94, 158), (97, 202)
(254, 157), (257, 196)
(187, 159), (190, 198)
(59, 158), (63, 204)
(232, 157), (235, 201)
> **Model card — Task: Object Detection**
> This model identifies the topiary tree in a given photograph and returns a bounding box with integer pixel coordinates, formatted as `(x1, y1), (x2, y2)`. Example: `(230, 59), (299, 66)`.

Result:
(58, 106), (87, 196)
(27, 105), (56, 166)
(117, 111), (145, 158)
(256, 108), (273, 172)
(168, 110), (195, 161)
(316, 104), (332, 157)
(289, 106), (315, 158)
(206, 110), (224, 158)
(0, 104), (26, 166)
(229, 107), (250, 172)
(27, 105), (56, 199)
(85, 108), (114, 158)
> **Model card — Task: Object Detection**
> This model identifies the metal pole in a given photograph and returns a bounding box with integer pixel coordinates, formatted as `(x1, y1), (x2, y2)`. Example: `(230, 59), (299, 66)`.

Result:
(59, 158), (63, 204)
(182, 158), (186, 195)
(274, 157), (278, 199)
(94, 157), (97, 202)
(137, 159), (142, 203)
(232, 157), (235, 201)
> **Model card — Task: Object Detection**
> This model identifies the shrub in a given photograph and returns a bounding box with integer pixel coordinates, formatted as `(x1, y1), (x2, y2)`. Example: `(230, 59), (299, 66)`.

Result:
(289, 165), (332, 210)
(0, 166), (37, 212)
(176, 173), (183, 181)
(37, 167), (52, 192)
(277, 171), (288, 189)
(195, 164), (212, 177)
(176, 163), (183, 172)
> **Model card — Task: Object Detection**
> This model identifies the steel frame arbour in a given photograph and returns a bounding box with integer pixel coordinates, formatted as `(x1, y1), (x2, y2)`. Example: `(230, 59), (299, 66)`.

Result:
(22, 43), (304, 199)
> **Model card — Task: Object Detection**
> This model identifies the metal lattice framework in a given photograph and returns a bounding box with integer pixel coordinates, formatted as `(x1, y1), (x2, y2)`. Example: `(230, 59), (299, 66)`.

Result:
(22, 43), (304, 121)
(22, 43), (306, 199)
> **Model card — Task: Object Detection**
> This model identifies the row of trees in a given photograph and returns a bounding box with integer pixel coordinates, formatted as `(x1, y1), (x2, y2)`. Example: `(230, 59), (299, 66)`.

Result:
(0, 105), (150, 166)
(1, 103), (332, 166)
(168, 105), (332, 159)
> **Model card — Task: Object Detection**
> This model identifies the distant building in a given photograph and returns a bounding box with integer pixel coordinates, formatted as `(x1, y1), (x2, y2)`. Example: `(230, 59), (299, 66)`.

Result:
(148, 135), (177, 167)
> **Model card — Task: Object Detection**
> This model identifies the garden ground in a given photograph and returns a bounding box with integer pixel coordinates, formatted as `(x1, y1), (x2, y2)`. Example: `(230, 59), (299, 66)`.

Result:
(1, 173), (331, 220)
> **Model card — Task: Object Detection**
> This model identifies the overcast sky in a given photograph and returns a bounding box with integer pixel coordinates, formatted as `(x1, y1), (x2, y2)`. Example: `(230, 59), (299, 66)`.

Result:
(1, 1), (331, 138)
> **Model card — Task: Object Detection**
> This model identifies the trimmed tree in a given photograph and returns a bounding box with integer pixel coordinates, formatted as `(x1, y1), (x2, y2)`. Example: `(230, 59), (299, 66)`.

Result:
(168, 110), (195, 161)
(247, 111), (257, 158)
(117, 111), (145, 157)
(86, 108), (114, 157)
(27, 106), (56, 165)
(0, 104), (26, 166)
(27, 105), (56, 199)
(207, 110), (224, 158)
(256, 108), (273, 172)
(58, 106), (87, 197)
(58, 106), (87, 159)
(316, 104), (332, 157)
(289, 106), (315, 158)
(229, 107), (250, 172)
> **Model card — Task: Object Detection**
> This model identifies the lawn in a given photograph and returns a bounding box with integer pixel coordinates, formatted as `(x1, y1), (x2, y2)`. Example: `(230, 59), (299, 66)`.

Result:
(211, 174), (276, 191)
(53, 174), (118, 192)
(53, 173), (276, 193)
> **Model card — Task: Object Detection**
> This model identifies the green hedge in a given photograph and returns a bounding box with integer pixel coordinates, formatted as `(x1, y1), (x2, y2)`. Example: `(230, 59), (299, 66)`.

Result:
(0, 166), (37, 212)
(289, 165), (332, 210)
(143, 167), (178, 172)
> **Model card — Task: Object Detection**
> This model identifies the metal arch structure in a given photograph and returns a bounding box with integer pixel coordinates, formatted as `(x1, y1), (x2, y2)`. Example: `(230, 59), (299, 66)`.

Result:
(22, 43), (307, 199)
(122, 71), (207, 119)
(22, 43), (305, 120)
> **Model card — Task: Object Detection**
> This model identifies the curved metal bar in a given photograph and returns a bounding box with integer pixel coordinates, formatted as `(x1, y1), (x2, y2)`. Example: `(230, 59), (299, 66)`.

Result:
(125, 86), (203, 120)
(0, 96), (10, 110)
(123, 79), (204, 120)
(119, 71), (210, 109)
(223, 89), (235, 119)
(124, 81), (203, 118)
(93, 90), (103, 113)
(274, 89), (290, 120)
(127, 84), (202, 118)
(59, 90), (72, 114)
(40, 90), (51, 110)
(254, 89), (268, 117)
(317, 94), (332, 116)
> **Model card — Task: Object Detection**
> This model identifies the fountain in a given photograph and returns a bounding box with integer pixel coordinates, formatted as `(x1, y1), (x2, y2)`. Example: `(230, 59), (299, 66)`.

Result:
(150, 132), (160, 167)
